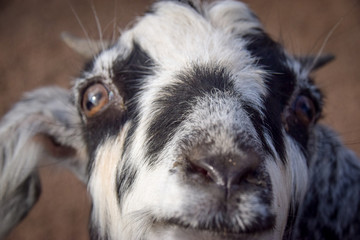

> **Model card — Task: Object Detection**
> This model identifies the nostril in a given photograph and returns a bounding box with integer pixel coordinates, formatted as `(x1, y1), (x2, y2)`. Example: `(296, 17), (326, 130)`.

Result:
(228, 166), (258, 187)
(188, 161), (208, 176)
(187, 158), (218, 183)
(186, 146), (262, 188)
(187, 156), (229, 186)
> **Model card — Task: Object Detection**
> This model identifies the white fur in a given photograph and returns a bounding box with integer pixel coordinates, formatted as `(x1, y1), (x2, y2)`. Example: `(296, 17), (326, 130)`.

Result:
(84, 1), (308, 239)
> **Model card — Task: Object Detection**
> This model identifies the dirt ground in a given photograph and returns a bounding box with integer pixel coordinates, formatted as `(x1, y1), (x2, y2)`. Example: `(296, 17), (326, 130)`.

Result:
(0, 0), (359, 239)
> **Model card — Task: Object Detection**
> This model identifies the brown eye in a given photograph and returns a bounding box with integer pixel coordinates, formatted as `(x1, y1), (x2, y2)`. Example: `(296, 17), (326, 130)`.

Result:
(294, 95), (316, 126)
(82, 83), (111, 117)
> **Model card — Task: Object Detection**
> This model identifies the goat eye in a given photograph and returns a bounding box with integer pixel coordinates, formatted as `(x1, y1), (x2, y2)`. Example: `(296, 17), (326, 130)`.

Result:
(82, 83), (111, 117)
(294, 95), (316, 126)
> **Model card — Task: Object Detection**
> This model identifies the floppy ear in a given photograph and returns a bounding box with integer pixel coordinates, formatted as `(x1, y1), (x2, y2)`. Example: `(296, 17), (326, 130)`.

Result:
(296, 54), (335, 71)
(0, 87), (87, 239)
(292, 125), (360, 239)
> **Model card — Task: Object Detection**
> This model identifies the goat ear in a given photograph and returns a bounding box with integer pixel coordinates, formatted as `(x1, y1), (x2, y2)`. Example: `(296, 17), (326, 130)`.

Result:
(61, 32), (110, 58)
(296, 54), (335, 72)
(293, 125), (360, 239)
(0, 87), (87, 239)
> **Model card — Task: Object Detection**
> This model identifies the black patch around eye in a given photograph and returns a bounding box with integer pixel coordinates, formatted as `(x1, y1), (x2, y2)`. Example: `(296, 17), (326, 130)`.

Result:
(244, 32), (297, 162)
(283, 93), (320, 150)
(112, 42), (155, 119)
(84, 42), (155, 174)
(146, 65), (234, 166)
(113, 42), (155, 104)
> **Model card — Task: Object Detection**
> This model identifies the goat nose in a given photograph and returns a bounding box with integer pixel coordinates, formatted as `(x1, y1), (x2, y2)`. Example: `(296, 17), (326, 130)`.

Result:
(187, 147), (261, 188)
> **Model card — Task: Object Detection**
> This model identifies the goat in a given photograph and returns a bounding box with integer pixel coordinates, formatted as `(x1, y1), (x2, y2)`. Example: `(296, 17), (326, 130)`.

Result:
(1, 0), (359, 239)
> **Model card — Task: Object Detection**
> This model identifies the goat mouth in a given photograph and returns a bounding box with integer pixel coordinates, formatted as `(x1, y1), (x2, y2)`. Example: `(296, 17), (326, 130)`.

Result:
(155, 206), (276, 237)
(152, 215), (275, 240)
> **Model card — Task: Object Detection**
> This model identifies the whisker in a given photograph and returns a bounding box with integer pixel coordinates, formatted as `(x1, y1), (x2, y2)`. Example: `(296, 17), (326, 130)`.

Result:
(68, 2), (95, 53)
(310, 19), (342, 71)
(90, 1), (105, 51)
(103, 18), (119, 45)
(112, 0), (118, 44)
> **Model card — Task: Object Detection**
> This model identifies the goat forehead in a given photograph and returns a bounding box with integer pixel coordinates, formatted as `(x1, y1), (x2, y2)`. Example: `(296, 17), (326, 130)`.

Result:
(119, 1), (260, 72)
(116, 1), (271, 101)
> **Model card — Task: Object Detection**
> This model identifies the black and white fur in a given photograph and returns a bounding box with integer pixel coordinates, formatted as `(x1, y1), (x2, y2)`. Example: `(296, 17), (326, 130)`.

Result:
(1, 1), (359, 239)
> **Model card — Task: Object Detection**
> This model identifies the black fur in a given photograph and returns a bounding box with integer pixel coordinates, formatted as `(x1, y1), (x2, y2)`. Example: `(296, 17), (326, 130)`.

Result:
(112, 42), (155, 105)
(242, 103), (273, 157)
(244, 32), (297, 162)
(116, 162), (137, 206)
(85, 43), (154, 173)
(146, 64), (234, 165)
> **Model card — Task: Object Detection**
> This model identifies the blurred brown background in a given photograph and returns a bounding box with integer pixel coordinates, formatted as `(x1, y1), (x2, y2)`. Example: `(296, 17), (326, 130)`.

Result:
(1, 0), (359, 239)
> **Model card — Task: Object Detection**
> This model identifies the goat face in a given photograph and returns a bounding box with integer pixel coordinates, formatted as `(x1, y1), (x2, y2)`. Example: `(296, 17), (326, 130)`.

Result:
(74, 1), (316, 239)
(2, 1), (359, 240)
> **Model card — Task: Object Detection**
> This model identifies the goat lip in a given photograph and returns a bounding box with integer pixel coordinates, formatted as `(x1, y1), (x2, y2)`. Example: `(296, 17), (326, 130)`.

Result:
(152, 220), (272, 240)
(149, 222), (261, 240)
(157, 212), (275, 237)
